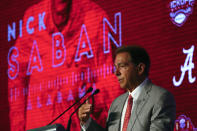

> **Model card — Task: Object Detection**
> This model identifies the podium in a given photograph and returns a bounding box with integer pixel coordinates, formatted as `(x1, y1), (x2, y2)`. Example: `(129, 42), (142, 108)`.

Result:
(27, 124), (66, 131)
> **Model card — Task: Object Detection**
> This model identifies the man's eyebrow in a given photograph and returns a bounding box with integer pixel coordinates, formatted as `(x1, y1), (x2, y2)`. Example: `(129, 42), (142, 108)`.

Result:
(115, 62), (129, 66)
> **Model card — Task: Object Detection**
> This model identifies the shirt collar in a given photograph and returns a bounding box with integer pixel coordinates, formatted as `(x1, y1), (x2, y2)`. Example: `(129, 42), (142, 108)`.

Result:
(129, 78), (148, 100)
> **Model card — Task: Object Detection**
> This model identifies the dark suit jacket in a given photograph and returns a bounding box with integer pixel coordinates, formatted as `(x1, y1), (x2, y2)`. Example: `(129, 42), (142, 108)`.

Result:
(85, 80), (176, 131)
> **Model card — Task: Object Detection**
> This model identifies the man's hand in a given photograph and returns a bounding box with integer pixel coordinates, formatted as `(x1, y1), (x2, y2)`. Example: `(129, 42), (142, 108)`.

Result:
(78, 99), (92, 125)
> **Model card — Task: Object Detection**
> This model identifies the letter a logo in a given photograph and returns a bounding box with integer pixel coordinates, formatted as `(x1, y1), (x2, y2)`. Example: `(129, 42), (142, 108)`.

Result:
(173, 45), (196, 87)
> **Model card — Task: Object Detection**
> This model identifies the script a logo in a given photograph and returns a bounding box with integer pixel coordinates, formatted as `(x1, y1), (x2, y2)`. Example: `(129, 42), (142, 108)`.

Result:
(169, 0), (195, 27)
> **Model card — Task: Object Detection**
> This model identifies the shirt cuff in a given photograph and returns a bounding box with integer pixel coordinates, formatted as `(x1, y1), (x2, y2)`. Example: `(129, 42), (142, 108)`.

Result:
(81, 117), (92, 131)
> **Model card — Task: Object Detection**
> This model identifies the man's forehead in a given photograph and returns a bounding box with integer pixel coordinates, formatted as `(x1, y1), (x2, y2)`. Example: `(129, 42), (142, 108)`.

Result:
(115, 52), (131, 63)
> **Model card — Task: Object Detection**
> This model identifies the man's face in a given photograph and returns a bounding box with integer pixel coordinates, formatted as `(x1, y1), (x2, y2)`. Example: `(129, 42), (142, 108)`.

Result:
(52, 0), (70, 27)
(114, 52), (138, 91)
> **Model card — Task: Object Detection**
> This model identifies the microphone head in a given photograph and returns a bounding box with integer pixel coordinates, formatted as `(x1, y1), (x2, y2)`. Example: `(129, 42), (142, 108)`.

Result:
(87, 87), (93, 93)
(93, 89), (100, 95)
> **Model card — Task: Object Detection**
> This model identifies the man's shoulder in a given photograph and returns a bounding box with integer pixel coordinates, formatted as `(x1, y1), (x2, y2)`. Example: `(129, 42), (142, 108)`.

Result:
(111, 92), (128, 107)
(81, 0), (109, 20)
(23, 0), (48, 18)
(146, 82), (175, 104)
(148, 82), (172, 97)
(82, 0), (107, 13)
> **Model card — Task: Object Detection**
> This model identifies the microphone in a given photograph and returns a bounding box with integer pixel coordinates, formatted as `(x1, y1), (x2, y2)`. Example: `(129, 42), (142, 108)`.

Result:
(65, 89), (100, 131)
(47, 87), (93, 125)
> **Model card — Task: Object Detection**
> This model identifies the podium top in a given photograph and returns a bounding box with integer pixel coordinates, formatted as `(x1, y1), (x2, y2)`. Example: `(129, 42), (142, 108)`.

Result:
(27, 124), (66, 131)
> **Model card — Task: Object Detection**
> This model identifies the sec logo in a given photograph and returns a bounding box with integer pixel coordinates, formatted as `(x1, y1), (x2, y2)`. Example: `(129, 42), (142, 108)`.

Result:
(169, 0), (195, 27)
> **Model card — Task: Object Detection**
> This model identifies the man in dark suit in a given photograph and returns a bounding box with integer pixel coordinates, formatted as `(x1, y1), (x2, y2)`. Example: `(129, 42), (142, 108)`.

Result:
(78, 45), (176, 131)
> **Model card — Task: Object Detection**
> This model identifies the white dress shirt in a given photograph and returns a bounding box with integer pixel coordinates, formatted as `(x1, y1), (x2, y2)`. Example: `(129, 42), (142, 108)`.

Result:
(81, 78), (148, 131)
(120, 78), (148, 131)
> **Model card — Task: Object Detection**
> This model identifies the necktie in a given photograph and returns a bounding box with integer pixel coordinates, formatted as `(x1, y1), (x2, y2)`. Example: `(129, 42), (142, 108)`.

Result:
(122, 95), (133, 131)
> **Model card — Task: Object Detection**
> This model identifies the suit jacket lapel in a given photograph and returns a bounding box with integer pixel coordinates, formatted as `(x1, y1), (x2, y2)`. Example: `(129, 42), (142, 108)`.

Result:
(118, 92), (129, 131)
(108, 92), (129, 131)
(127, 80), (152, 131)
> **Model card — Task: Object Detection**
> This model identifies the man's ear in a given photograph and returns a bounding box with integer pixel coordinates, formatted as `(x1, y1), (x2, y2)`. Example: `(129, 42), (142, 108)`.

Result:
(137, 63), (145, 75)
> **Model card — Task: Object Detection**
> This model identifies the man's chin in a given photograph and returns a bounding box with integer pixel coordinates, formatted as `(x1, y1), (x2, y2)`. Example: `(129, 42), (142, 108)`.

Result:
(119, 85), (127, 90)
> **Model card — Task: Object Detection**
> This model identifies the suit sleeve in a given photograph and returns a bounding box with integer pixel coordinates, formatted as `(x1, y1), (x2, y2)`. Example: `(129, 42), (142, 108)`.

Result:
(85, 101), (115, 131)
(85, 118), (105, 131)
(150, 91), (176, 131)
(83, 98), (115, 131)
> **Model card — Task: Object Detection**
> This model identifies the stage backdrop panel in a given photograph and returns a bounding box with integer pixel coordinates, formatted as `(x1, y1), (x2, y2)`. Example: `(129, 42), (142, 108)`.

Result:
(0, 0), (197, 130)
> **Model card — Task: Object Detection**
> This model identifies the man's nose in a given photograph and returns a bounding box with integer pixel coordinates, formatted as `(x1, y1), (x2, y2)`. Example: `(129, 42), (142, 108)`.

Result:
(115, 68), (121, 76)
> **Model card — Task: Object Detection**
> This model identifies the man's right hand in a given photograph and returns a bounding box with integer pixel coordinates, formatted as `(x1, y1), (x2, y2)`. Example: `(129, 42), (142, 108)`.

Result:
(78, 99), (92, 125)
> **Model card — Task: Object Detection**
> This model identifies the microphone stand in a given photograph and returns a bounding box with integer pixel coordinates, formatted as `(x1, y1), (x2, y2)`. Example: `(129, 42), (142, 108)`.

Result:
(65, 89), (100, 131)
(47, 87), (93, 125)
